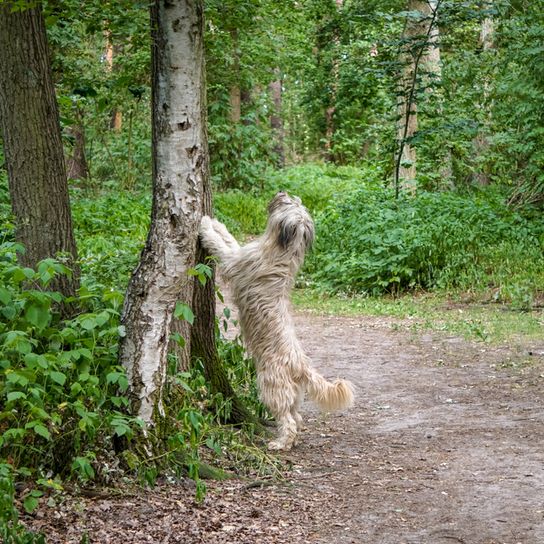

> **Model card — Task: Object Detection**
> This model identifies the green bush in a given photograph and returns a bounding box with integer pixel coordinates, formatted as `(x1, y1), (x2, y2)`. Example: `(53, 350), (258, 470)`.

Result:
(0, 463), (45, 543)
(307, 186), (544, 300)
(72, 192), (150, 289)
(0, 243), (142, 479)
(264, 162), (371, 215)
(214, 191), (267, 237)
(213, 163), (372, 238)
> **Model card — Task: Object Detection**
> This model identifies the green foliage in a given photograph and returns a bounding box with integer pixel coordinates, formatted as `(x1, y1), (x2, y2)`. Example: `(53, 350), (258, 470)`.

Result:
(214, 191), (268, 237)
(0, 463), (45, 544)
(307, 184), (544, 300)
(264, 162), (375, 214)
(0, 243), (143, 478)
(72, 192), (150, 289)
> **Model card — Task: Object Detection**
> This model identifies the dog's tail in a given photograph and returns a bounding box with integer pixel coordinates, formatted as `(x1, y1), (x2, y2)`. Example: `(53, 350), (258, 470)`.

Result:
(305, 369), (354, 411)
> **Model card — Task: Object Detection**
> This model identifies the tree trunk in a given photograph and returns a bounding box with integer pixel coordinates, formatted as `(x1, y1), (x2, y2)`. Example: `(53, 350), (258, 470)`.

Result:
(473, 1), (494, 186)
(395, 0), (440, 195)
(120, 0), (208, 424)
(324, 0), (343, 161)
(66, 112), (90, 182)
(424, 0), (452, 186)
(104, 28), (123, 131)
(269, 72), (285, 167)
(228, 28), (241, 124)
(0, 3), (80, 298)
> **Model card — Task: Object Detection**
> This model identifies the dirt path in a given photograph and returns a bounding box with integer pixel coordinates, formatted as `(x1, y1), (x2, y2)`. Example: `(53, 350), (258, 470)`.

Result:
(23, 312), (544, 543)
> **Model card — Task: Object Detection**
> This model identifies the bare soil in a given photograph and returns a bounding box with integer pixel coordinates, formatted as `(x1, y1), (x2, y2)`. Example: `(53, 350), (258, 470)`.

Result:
(22, 311), (544, 543)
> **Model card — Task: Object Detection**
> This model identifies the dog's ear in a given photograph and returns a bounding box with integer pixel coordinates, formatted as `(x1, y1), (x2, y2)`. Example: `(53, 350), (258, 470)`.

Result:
(278, 220), (298, 250)
(303, 222), (315, 250)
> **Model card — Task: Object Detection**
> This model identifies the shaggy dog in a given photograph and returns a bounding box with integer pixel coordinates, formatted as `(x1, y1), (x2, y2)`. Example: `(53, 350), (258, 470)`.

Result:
(199, 192), (354, 450)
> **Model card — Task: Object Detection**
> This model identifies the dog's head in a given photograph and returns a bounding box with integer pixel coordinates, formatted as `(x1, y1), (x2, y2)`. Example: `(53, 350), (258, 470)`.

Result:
(266, 191), (315, 253)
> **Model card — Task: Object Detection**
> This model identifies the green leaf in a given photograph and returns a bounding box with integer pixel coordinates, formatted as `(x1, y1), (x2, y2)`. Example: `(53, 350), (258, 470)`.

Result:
(33, 424), (51, 440)
(23, 494), (40, 514)
(1, 306), (16, 320)
(174, 302), (194, 325)
(50, 371), (67, 386)
(170, 331), (186, 347)
(0, 287), (12, 305)
(23, 267), (36, 279)
(80, 316), (98, 330)
(70, 382), (83, 395)
(25, 303), (51, 330)
(7, 391), (27, 402)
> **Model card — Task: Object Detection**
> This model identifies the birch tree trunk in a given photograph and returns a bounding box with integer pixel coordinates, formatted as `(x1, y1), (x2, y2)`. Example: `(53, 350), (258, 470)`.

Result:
(395, 0), (440, 194)
(324, 0), (343, 161)
(269, 71), (285, 167)
(119, 0), (208, 424)
(473, 1), (494, 186)
(0, 3), (80, 299)
(424, 0), (452, 185)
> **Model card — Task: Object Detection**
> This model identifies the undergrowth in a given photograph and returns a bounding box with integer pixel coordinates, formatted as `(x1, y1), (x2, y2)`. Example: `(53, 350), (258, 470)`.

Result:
(0, 241), (274, 534)
(306, 184), (544, 305)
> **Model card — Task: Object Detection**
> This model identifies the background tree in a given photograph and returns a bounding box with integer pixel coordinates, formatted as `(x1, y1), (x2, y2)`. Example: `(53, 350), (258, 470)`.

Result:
(395, 1), (440, 194)
(0, 2), (79, 298)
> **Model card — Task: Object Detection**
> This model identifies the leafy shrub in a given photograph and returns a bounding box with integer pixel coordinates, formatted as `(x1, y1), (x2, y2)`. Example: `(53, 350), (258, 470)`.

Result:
(307, 186), (544, 299)
(0, 243), (143, 479)
(264, 163), (372, 215)
(72, 193), (150, 289)
(0, 463), (45, 543)
(213, 163), (373, 239)
(214, 191), (267, 237)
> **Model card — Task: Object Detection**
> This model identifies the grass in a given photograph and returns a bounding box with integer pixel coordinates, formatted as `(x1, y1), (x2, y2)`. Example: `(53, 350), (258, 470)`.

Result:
(292, 289), (544, 345)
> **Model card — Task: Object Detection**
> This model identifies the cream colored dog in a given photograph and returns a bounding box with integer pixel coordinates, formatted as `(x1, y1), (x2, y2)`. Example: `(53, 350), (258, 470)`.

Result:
(199, 192), (354, 450)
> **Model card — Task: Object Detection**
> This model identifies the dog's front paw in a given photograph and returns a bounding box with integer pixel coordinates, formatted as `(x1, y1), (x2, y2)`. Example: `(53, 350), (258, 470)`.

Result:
(199, 215), (213, 236)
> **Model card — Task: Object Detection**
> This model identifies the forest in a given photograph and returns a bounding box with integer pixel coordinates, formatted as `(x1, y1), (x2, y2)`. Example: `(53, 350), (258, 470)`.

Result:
(0, 0), (543, 542)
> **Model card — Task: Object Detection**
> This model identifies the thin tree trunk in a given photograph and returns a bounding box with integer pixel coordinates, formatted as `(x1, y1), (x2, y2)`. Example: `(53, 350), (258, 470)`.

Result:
(104, 28), (123, 131)
(324, 0), (343, 160)
(395, 0), (440, 195)
(473, 1), (494, 186)
(66, 110), (90, 183)
(0, 3), (80, 298)
(269, 72), (285, 167)
(424, 0), (452, 186)
(228, 28), (241, 124)
(120, 0), (208, 424)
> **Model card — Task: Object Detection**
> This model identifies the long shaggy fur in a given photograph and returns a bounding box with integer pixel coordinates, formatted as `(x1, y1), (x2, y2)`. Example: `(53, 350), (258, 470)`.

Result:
(199, 192), (354, 450)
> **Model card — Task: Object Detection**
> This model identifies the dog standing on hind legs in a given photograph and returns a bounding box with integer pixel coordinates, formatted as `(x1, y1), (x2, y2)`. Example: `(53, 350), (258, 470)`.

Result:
(199, 192), (354, 451)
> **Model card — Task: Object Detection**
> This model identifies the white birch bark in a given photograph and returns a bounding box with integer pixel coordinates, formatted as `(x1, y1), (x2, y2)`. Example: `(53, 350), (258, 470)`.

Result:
(396, 0), (442, 193)
(474, 1), (494, 185)
(119, 0), (208, 424)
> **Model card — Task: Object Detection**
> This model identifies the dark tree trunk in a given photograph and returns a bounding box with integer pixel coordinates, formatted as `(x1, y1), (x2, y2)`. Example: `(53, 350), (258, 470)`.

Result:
(66, 115), (90, 182)
(0, 3), (79, 298)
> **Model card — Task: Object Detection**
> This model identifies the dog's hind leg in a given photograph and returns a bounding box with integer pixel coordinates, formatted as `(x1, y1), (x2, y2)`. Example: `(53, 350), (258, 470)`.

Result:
(258, 371), (298, 451)
(291, 383), (306, 432)
(268, 411), (297, 451)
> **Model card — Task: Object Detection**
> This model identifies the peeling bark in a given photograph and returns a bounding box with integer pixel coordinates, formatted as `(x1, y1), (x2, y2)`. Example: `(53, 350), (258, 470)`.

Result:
(120, 0), (208, 424)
